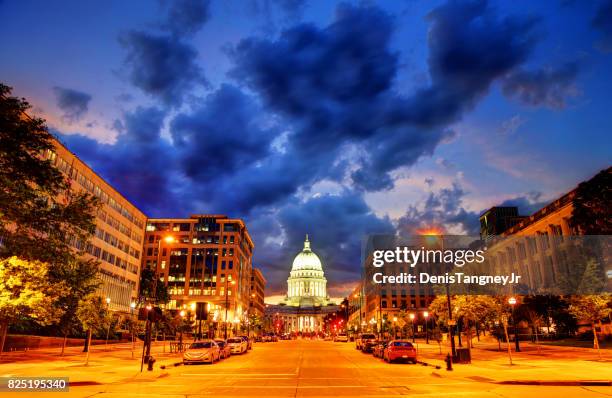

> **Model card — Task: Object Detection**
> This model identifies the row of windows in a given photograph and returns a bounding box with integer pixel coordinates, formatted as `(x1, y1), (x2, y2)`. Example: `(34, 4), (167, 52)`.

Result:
(146, 222), (239, 233)
(84, 242), (139, 275)
(46, 150), (144, 229)
(95, 228), (140, 260)
(98, 209), (142, 244)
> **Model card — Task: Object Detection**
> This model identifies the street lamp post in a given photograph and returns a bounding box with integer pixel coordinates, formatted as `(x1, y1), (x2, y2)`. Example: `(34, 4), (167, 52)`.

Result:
(105, 297), (111, 348)
(508, 297), (520, 352)
(409, 313), (416, 343)
(140, 304), (152, 372)
(424, 311), (430, 343)
(392, 317), (397, 339)
(224, 279), (236, 339)
(143, 235), (174, 371)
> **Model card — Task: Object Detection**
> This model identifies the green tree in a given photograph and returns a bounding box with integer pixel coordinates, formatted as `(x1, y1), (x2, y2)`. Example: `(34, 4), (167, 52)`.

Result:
(53, 259), (100, 355)
(570, 168), (612, 235)
(568, 294), (612, 358)
(1, 84), (100, 343)
(0, 83), (99, 266)
(0, 257), (66, 354)
(76, 294), (111, 365)
(138, 267), (170, 304)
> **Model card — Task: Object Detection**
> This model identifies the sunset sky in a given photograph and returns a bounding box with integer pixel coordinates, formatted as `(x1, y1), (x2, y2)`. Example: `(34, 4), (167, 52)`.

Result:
(1, 0), (610, 298)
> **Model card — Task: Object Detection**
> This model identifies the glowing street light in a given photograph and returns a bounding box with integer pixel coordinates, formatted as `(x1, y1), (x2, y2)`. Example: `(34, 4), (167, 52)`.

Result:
(105, 297), (112, 347)
(508, 296), (520, 352)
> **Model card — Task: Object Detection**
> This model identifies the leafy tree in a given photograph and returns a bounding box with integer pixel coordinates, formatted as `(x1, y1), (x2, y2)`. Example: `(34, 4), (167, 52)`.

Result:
(0, 83), (99, 266)
(570, 167), (612, 235)
(0, 257), (66, 354)
(76, 294), (111, 365)
(568, 294), (612, 358)
(138, 267), (170, 304)
(0, 84), (100, 342)
(53, 259), (100, 355)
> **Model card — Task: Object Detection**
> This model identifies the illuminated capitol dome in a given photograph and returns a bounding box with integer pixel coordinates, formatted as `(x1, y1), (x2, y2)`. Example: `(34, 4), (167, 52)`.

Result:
(285, 235), (329, 306)
(265, 235), (338, 333)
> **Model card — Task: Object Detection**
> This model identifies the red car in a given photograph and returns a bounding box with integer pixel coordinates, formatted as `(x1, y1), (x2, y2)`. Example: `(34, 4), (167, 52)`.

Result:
(383, 340), (417, 363)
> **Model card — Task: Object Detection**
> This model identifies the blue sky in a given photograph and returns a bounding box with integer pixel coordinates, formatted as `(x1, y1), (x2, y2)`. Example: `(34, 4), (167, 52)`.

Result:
(1, 0), (610, 297)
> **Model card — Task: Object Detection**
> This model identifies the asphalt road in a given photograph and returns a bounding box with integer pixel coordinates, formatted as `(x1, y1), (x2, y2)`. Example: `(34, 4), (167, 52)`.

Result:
(3, 339), (611, 397)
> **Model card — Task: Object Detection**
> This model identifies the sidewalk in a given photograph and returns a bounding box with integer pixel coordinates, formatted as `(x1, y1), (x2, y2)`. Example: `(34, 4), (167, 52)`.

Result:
(0, 341), (180, 384)
(411, 337), (612, 386)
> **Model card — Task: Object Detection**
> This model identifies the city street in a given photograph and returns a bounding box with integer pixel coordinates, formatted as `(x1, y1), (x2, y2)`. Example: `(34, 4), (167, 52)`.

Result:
(1, 339), (611, 397)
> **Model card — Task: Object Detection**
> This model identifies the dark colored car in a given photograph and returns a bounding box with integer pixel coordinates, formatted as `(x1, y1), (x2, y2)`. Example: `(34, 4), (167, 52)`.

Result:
(383, 340), (417, 363)
(362, 339), (379, 353)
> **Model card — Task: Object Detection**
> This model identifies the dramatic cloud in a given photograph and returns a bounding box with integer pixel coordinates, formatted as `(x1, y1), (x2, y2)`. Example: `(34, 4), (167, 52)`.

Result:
(52, 86), (91, 122)
(58, 106), (179, 215)
(397, 182), (480, 235)
(51, 1), (550, 296)
(592, 0), (612, 53)
(119, 31), (207, 106)
(502, 63), (580, 108)
(397, 183), (550, 238)
(161, 0), (211, 38)
(171, 84), (277, 180)
(409, 0), (538, 126)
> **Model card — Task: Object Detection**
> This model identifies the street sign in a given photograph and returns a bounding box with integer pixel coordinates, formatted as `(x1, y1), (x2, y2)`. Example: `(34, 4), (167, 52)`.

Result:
(447, 320), (457, 326)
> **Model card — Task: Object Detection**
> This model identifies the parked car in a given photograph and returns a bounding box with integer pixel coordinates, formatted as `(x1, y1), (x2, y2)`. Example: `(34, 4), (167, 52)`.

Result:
(356, 333), (377, 350)
(237, 335), (253, 350)
(227, 337), (248, 354)
(264, 333), (278, 342)
(214, 339), (231, 359)
(383, 340), (417, 363)
(362, 338), (379, 353)
(372, 341), (388, 358)
(255, 335), (263, 342)
(183, 340), (220, 364)
(334, 333), (349, 342)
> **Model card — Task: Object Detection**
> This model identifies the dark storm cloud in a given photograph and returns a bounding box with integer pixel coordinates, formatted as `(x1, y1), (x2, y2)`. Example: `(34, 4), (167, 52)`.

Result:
(592, 0), (612, 53)
(52, 86), (92, 122)
(58, 106), (179, 215)
(406, 0), (538, 127)
(501, 63), (580, 108)
(229, 0), (539, 193)
(397, 182), (480, 235)
(170, 84), (277, 181)
(161, 0), (211, 38)
(119, 31), (207, 107)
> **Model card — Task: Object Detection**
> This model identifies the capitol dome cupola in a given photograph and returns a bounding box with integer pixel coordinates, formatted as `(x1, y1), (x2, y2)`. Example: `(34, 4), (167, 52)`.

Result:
(291, 234), (323, 272)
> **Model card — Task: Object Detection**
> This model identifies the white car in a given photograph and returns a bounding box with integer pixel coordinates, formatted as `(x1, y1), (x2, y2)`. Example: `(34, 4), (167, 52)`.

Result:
(334, 333), (349, 342)
(226, 337), (248, 354)
(183, 340), (220, 364)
